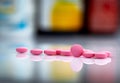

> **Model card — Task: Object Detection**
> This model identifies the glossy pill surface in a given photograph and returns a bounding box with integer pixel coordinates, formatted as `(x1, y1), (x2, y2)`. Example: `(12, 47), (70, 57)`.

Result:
(44, 50), (56, 55)
(56, 49), (61, 55)
(71, 44), (84, 57)
(61, 50), (72, 56)
(94, 52), (108, 59)
(83, 50), (95, 58)
(105, 51), (111, 57)
(31, 49), (42, 55)
(16, 47), (28, 53)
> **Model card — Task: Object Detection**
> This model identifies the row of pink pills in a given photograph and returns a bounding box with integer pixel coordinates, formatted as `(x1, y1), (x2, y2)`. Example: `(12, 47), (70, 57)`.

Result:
(16, 47), (42, 55)
(16, 44), (111, 59)
(44, 50), (72, 56)
(16, 48), (71, 56)
(71, 44), (111, 59)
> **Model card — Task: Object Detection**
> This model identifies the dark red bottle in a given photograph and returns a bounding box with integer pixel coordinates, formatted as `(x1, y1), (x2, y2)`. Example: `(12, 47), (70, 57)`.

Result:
(88, 0), (118, 34)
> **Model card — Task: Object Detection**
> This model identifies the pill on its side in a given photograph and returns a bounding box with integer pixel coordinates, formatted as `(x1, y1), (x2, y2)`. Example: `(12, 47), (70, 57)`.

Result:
(56, 49), (61, 55)
(44, 50), (56, 56)
(16, 47), (28, 53)
(94, 52), (108, 59)
(31, 49), (42, 55)
(71, 44), (84, 57)
(61, 50), (72, 56)
(105, 51), (111, 57)
(83, 50), (95, 58)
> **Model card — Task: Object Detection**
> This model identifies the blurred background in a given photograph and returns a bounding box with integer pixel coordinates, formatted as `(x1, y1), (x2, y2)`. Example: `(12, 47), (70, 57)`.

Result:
(0, 0), (120, 83)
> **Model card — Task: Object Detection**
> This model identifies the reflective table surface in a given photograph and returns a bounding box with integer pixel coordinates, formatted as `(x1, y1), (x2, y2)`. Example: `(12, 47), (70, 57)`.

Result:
(0, 34), (119, 83)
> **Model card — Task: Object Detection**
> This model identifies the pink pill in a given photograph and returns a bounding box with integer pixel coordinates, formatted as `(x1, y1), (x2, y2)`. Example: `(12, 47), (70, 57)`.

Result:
(61, 50), (72, 56)
(44, 50), (56, 56)
(16, 47), (28, 53)
(83, 51), (95, 58)
(105, 51), (111, 57)
(31, 49), (42, 55)
(71, 44), (84, 57)
(56, 49), (61, 55)
(94, 52), (108, 59)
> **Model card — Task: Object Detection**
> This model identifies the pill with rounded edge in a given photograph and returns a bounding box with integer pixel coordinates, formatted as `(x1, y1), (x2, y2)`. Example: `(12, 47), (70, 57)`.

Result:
(71, 44), (84, 57)
(83, 51), (95, 58)
(94, 52), (108, 59)
(56, 49), (61, 55)
(60, 50), (72, 56)
(97, 51), (111, 57)
(44, 50), (56, 56)
(105, 51), (111, 57)
(30, 49), (42, 55)
(16, 47), (28, 53)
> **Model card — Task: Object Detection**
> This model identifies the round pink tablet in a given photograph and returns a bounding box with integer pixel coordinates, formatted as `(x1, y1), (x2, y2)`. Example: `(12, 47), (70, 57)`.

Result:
(94, 52), (108, 59)
(30, 49), (42, 55)
(71, 44), (84, 57)
(44, 50), (56, 56)
(16, 47), (28, 53)
(83, 51), (95, 58)
(61, 50), (72, 56)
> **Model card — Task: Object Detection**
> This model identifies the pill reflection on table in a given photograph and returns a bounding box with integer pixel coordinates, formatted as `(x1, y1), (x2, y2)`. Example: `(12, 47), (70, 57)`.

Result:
(81, 57), (94, 64)
(16, 53), (28, 59)
(94, 58), (111, 65)
(70, 58), (83, 72)
(30, 55), (42, 61)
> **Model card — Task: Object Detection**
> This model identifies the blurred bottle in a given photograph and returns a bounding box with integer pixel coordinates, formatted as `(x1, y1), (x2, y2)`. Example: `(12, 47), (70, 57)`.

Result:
(0, 0), (34, 37)
(88, 0), (118, 34)
(51, 0), (84, 32)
